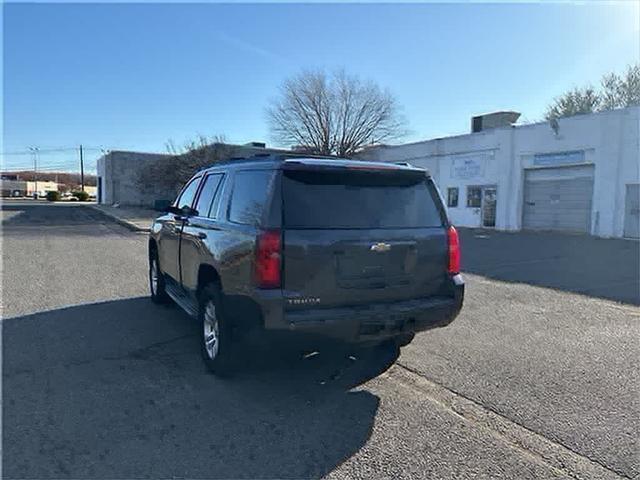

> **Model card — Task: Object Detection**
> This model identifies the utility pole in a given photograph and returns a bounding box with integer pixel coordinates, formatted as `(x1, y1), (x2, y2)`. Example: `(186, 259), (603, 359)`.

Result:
(79, 144), (85, 192)
(30, 147), (39, 198)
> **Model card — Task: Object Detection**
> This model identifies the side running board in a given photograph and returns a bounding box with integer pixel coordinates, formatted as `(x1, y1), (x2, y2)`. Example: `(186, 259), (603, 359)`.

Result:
(165, 281), (198, 318)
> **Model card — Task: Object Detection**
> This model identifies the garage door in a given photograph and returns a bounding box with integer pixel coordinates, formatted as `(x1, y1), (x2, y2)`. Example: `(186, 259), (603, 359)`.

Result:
(624, 184), (640, 239)
(522, 165), (594, 233)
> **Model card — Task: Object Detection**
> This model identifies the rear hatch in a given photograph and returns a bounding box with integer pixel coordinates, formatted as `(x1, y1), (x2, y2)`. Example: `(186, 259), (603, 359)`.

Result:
(281, 164), (449, 309)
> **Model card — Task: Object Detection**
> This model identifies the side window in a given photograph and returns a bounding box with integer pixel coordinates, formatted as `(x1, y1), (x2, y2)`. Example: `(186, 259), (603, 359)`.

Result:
(174, 176), (201, 209)
(467, 186), (482, 208)
(228, 170), (275, 226)
(210, 176), (227, 219)
(194, 174), (224, 218)
(447, 187), (459, 208)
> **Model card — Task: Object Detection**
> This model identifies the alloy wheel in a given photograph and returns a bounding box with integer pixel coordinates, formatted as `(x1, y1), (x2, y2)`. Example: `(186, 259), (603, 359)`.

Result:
(150, 258), (159, 296)
(203, 300), (220, 360)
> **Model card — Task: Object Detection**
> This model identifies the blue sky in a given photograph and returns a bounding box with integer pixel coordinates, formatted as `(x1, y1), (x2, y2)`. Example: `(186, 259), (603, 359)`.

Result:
(3, 1), (639, 171)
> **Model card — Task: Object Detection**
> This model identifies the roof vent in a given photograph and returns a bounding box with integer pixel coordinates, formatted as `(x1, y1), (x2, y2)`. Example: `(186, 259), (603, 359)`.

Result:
(471, 111), (521, 133)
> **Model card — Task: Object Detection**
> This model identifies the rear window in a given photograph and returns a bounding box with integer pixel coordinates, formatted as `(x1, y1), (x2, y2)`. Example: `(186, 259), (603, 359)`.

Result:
(283, 169), (444, 229)
(228, 170), (275, 226)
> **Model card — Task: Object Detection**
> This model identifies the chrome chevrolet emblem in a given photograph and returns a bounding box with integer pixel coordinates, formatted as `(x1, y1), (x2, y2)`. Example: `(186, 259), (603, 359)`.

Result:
(370, 242), (391, 252)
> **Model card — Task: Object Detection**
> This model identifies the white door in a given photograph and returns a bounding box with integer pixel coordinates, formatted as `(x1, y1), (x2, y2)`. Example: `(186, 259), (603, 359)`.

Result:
(624, 184), (640, 239)
(482, 187), (497, 227)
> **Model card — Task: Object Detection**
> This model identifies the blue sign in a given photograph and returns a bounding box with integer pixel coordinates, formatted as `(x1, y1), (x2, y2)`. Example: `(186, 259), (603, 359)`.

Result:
(534, 150), (585, 166)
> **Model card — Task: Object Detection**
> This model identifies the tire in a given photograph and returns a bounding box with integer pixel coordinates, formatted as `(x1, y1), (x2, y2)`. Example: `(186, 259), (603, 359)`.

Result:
(149, 249), (169, 304)
(199, 283), (236, 376)
(394, 332), (415, 348)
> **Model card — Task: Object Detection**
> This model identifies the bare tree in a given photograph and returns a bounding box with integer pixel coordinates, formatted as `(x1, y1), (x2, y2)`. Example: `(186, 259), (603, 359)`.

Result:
(545, 63), (639, 121)
(601, 64), (640, 110)
(545, 86), (601, 121)
(267, 70), (407, 157)
(136, 135), (236, 200)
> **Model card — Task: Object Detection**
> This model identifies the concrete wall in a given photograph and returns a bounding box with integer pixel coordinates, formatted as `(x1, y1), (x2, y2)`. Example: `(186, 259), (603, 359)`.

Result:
(97, 151), (174, 207)
(97, 145), (293, 208)
(359, 106), (640, 238)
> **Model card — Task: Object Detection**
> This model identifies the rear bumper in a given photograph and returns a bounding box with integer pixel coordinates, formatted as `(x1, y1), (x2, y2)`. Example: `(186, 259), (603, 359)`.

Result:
(257, 274), (464, 343)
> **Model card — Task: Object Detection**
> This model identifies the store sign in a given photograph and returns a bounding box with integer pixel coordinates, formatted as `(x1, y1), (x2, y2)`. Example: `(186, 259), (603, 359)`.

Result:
(534, 150), (585, 166)
(451, 156), (486, 179)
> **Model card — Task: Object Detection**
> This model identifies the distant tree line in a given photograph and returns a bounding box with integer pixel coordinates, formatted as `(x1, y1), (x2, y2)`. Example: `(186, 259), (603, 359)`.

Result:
(545, 64), (639, 120)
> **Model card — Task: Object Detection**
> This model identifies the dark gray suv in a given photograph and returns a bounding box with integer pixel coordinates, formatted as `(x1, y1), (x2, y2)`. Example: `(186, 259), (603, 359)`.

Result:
(149, 155), (464, 375)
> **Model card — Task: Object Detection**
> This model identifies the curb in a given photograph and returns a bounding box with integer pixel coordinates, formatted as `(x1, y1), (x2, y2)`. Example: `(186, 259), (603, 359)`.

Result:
(88, 205), (150, 233)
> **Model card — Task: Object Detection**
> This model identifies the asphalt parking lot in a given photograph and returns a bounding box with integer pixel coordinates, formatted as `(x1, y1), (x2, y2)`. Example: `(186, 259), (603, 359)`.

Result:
(459, 227), (640, 305)
(2, 201), (639, 479)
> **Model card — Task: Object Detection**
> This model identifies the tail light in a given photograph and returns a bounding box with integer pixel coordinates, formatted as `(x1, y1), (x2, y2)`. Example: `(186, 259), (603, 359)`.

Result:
(447, 225), (461, 275)
(255, 229), (281, 288)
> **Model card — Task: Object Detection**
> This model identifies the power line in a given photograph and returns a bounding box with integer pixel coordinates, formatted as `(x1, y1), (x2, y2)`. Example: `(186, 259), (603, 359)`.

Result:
(2, 167), (97, 173)
(0, 146), (109, 156)
(2, 158), (99, 169)
(1, 163), (97, 170)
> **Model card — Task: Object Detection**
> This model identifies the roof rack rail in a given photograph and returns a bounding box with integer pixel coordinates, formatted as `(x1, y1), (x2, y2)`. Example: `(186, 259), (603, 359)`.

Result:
(252, 152), (343, 161)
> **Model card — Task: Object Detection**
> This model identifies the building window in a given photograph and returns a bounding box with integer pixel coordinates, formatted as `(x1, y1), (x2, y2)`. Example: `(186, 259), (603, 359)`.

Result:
(447, 187), (459, 208)
(467, 186), (482, 208)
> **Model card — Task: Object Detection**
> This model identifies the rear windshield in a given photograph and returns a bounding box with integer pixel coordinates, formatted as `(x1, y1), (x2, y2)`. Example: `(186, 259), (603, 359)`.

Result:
(283, 169), (444, 229)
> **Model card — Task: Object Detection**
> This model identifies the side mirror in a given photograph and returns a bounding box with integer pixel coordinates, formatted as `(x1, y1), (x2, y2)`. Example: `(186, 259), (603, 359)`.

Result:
(166, 205), (198, 217)
(183, 206), (199, 217)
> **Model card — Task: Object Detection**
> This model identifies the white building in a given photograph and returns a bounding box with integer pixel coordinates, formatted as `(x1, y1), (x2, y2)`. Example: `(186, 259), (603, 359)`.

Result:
(359, 106), (639, 239)
(0, 179), (59, 197)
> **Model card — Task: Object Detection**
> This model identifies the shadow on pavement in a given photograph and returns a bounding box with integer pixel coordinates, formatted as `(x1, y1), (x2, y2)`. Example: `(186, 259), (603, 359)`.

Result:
(459, 228), (640, 305)
(3, 297), (396, 479)
(1, 202), (116, 231)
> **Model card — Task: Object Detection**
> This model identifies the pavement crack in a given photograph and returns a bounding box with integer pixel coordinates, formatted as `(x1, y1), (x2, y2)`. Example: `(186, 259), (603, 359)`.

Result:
(391, 362), (630, 480)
